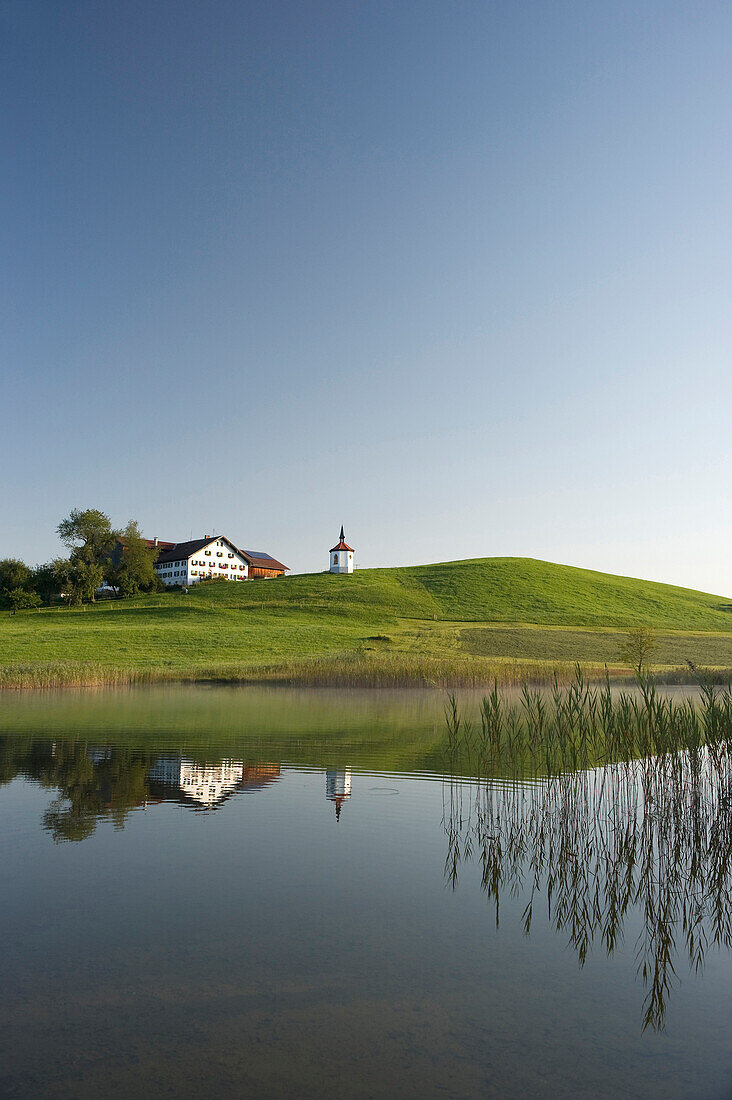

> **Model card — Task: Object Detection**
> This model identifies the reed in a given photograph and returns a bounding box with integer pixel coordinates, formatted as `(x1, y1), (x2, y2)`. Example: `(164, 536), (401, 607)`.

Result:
(447, 666), (732, 778)
(0, 663), (164, 690)
(443, 667), (732, 1029)
(3, 649), (732, 692)
(0, 654), (595, 690)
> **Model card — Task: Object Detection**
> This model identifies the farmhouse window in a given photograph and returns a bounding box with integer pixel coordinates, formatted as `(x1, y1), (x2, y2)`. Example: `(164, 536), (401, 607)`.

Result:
(217, 552), (223, 557)
(205, 551), (211, 556)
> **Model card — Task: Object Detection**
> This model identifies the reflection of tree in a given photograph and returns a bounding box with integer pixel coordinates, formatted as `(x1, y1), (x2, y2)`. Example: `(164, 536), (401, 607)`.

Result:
(36, 745), (152, 842)
(0, 736), (282, 841)
(0, 739), (157, 842)
(443, 745), (732, 1031)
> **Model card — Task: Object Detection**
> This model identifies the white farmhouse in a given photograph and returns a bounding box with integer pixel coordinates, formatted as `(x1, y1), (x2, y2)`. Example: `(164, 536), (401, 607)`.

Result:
(329, 526), (354, 574)
(152, 535), (287, 586)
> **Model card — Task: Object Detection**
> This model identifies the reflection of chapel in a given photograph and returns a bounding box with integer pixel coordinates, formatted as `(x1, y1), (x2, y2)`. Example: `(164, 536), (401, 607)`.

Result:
(326, 769), (352, 820)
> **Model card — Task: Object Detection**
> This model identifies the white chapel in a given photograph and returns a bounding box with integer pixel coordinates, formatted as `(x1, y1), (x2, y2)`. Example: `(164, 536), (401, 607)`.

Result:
(329, 526), (354, 573)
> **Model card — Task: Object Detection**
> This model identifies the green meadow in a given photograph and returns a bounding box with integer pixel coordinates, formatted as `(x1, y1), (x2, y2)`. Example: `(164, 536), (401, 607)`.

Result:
(2, 557), (732, 688)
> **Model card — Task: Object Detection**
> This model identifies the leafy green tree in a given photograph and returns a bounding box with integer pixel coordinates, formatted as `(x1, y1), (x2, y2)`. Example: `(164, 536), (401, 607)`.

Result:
(30, 562), (60, 604)
(53, 556), (104, 607)
(57, 508), (115, 562)
(0, 558), (31, 592)
(56, 508), (114, 603)
(108, 520), (159, 596)
(6, 588), (41, 613)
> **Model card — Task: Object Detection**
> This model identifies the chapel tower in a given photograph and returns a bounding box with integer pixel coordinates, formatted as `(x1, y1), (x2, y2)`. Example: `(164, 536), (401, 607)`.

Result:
(329, 526), (354, 574)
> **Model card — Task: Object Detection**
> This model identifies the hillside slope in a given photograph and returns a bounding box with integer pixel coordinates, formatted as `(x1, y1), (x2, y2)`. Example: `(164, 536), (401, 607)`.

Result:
(403, 557), (732, 630)
(176, 556), (732, 631)
(2, 557), (731, 687)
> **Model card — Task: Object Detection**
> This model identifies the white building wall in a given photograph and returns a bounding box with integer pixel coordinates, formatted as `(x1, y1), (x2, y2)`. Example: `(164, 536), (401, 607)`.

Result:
(330, 549), (354, 574)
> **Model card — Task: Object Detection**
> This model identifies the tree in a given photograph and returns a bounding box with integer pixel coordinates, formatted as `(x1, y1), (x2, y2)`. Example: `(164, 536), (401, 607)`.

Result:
(108, 521), (158, 597)
(0, 558), (31, 593)
(30, 562), (60, 605)
(617, 628), (659, 676)
(53, 556), (104, 607)
(57, 508), (115, 562)
(6, 588), (41, 613)
(56, 509), (114, 603)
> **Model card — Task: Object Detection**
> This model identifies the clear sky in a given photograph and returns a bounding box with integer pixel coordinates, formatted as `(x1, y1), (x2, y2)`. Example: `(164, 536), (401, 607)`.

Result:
(3, 1), (731, 591)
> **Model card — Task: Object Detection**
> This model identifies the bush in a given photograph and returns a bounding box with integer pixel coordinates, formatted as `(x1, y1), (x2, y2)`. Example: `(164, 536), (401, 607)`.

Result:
(6, 589), (41, 613)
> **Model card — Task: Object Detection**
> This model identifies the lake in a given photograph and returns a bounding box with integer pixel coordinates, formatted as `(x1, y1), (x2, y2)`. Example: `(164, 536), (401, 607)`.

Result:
(2, 684), (731, 1098)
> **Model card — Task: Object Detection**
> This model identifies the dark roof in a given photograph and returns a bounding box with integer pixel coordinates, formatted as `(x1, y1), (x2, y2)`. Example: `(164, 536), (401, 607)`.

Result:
(155, 537), (287, 572)
(155, 538), (215, 564)
(241, 550), (288, 572)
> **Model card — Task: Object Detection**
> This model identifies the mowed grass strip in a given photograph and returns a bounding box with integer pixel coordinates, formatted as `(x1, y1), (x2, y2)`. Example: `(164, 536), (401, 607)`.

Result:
(460, 624), (732, 668)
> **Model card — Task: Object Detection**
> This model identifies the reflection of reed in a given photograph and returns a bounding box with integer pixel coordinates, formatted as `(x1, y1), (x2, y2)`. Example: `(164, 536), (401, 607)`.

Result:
(444, 673), (732, 1031)
(443, 746), (732, 1030)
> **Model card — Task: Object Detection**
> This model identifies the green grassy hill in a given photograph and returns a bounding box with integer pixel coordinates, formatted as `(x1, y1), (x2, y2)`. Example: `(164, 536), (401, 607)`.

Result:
(2, 557), (732, 688)
(398, 557), (732, 629)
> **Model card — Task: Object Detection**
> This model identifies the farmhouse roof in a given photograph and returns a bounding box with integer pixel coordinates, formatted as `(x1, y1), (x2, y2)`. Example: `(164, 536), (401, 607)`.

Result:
(155, 538), (216, 564)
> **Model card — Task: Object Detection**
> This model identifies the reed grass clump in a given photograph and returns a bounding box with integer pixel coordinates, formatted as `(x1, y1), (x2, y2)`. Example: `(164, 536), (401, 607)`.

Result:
(0, 663), (165, 690)
(445, 665), (732, 778)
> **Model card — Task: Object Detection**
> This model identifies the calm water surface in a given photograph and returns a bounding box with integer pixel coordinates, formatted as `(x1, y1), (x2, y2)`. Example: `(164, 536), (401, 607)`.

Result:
(1, 685), (731, 1099)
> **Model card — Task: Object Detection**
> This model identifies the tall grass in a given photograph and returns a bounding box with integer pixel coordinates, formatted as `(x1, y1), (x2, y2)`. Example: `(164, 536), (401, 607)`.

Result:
(3, 649), (732, 692)
(0, 653), (593, 690)
(0, 663), (164, 690)
(445, 665), (732, 777)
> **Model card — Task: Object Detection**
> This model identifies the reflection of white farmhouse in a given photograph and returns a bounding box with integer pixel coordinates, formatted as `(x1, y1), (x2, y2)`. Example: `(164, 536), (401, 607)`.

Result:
(326, 769), (352, 821)
(148, 758), (244, 808)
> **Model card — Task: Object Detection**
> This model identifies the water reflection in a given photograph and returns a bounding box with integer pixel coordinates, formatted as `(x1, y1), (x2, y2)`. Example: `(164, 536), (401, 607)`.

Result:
(147, 758), (280, 809)
(443, 745), (732, 1030)
(325, 768), (352, 820)
(5, 727), (732, 1031)
(0, 741), (282, 839)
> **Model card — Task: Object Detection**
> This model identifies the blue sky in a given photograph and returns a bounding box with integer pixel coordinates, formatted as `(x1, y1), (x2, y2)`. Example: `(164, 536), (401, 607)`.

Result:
(3, 1), (731, 590)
